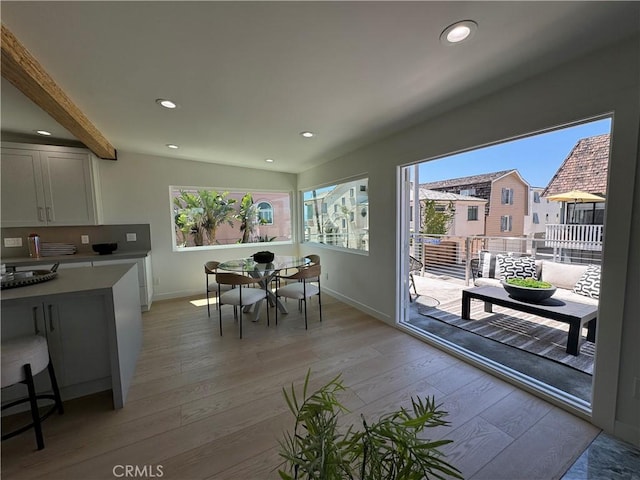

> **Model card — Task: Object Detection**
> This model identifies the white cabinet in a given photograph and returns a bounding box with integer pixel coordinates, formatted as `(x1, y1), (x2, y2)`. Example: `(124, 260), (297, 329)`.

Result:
(1, 295), (111, 401)
(93, 254), (153, 311)
(1, 142), (103, 227)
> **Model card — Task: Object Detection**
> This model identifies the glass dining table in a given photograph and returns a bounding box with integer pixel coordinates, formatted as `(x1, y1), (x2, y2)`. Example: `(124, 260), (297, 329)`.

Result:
(218, 255), (311, 318)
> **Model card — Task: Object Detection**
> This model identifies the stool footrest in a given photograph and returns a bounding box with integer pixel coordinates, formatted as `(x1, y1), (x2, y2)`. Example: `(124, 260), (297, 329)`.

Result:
(1, 394), (62, 441)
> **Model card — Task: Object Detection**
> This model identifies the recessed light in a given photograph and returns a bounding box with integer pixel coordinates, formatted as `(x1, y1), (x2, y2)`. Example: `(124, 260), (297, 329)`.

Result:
(35, 130), (52, 136)
(156, 98), (178, 109)
(440, 20), (477, 45)
(265, 158), (274, 163)
(166, 144), (179, 149)
(300, 131), (314, 138)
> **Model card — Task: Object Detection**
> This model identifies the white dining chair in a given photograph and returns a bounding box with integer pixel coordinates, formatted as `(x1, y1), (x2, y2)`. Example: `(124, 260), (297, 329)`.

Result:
(216, 272), (270, 338)
(275, 263), (322, 329)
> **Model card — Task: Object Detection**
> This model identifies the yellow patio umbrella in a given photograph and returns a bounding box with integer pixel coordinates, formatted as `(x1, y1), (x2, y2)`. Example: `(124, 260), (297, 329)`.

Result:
(546, 190), (606, 203)
(547, 189), (605, 224)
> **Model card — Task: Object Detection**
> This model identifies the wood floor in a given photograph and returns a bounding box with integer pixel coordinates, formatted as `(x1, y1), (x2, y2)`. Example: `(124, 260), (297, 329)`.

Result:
(1, 294), (600, 479)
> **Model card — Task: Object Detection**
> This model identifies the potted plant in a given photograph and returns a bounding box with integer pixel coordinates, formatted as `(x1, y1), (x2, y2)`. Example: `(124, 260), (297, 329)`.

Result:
(278, 371), (462, 480)
(502, 277), (557, 302)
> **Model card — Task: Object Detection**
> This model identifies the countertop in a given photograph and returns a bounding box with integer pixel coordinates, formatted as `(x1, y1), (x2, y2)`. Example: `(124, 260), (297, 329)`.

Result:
(1, 264), (136, 301)
(3, 250), (151, 268)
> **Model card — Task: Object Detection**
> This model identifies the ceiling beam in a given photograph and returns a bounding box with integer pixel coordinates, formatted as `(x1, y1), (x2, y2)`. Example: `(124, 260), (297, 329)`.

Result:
(1, 24), (116, 160)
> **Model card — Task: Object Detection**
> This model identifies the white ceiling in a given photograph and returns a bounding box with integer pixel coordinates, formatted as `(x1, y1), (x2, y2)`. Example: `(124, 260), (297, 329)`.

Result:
(1, 1), (639, 173)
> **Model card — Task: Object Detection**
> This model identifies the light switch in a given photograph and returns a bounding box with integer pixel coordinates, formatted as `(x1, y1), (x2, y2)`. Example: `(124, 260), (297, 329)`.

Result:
(126, 233), (137, 242)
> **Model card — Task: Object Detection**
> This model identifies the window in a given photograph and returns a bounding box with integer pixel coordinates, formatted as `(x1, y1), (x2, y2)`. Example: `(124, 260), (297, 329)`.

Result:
(257, 201), (273, 225)
(501, 188), (514, 205)
(171, 187), (291, 249)
(500, 215), (512, 232)
(533, 191), (541, 203)
(467, 206), (478, 221)
(460, 188), (476, 196)
(302, 177), (369, 251)
(533, 212), (539, 224)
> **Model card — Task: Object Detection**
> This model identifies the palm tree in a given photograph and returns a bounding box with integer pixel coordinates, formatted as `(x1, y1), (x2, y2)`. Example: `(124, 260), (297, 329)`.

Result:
(198, 190), (237, 244)
(236, 193), (260, 243)
(173, 190), (237, 245)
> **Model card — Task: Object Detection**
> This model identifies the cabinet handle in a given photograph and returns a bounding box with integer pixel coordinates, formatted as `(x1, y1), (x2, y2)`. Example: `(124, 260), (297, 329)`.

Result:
(46, 207), (53, 222)
(32, 307), (40, 334)
(38, 207), (45, 222)
(48, 304), (55, 332)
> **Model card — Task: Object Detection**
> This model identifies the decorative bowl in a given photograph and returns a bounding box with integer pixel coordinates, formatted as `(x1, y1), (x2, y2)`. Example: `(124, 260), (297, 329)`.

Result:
(252, 251), (275, 263)
(92, 242), (118, 255)
(502, 280), (556, 303)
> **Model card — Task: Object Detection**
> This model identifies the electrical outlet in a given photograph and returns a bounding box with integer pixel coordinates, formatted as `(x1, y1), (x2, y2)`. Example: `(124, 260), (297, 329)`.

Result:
(325, 272), (329, 281)
(81, 235), (90, 244)
(126, 233), (137, 242)
(153, 276), (160, 286)
(4, 237), (23, 247)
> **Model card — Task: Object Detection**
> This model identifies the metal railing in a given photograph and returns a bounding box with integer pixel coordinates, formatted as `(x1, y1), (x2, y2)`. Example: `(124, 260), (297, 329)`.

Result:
(410, 233), (602, 285)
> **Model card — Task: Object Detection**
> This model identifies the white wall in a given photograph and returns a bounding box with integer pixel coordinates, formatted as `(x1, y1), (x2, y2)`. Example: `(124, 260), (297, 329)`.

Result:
(97, 152), (298, 300)
(297, 36), (640, 445)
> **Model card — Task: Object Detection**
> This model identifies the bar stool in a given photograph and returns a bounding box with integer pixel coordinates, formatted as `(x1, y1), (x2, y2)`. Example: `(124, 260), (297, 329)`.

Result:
(1, 335), (64, 450)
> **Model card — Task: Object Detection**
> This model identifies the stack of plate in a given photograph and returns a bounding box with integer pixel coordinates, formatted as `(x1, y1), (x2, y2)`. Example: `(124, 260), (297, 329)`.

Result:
(40, 243), (77, 256)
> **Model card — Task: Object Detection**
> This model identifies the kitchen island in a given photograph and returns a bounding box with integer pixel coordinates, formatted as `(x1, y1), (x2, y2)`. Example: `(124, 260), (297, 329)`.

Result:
(1, 264), (142, 409)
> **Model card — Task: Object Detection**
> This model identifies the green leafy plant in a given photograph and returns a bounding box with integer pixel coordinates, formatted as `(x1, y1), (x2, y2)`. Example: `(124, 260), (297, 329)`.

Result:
(506, 277), (553, 288)
(278, 371), (462, 480)
(421, 200), (455, 235)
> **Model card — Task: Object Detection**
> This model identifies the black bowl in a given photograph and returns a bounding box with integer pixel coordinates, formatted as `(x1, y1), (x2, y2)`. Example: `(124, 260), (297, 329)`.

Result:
(502, 281), (556, 303)
(92, 243), (118, 255)
(252, 251), (275, 263)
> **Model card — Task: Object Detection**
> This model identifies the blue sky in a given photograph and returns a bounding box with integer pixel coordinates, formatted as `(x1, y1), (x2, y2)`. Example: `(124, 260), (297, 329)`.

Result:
(419, 117), (612, 188)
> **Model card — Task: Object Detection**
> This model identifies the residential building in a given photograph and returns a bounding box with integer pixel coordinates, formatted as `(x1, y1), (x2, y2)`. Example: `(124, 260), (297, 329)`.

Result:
(524, 186), (562, 238)
(543, 133), (610, 225)
(0, 3), (638, 469)
(421, 169), (530, 237)
(411, 188), (487, 237)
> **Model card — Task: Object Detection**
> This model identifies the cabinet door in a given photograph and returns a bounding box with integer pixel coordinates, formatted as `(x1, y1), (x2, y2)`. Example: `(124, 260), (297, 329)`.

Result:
(0, 148), (47, 227)
(46, 296), (111, 387)
(0, 300), (45, 340)
(40, 151), (99, 225)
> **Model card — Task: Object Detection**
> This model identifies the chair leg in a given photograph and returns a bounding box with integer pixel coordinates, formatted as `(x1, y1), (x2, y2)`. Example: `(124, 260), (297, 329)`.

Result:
(24, 364), (44, 451)
(206, 289), (211, 317)
(303, 298), (308, 330)
(266, 297), (270, 327)
(218, 303), (223, 336)
(47, 359), (64, 415)
(318, 291), (322, 322)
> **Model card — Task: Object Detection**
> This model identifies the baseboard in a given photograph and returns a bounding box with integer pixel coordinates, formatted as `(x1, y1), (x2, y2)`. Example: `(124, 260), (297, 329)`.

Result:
(322, 286), (392, 324)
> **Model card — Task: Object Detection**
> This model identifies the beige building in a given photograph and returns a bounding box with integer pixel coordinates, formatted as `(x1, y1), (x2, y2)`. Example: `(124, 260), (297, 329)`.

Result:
(421, 169), (530, 237)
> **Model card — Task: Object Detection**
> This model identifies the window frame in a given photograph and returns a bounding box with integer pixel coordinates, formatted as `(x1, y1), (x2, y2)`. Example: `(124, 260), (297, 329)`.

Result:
(467, 205), (479, 221)
(170, 186), (293, 251)
(500, 214), (513, 232)
(301, 176), (369, 254)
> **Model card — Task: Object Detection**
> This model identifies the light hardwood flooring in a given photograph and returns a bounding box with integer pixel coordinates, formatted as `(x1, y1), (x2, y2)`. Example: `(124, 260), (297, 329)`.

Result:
(1, 293), (600, 479)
